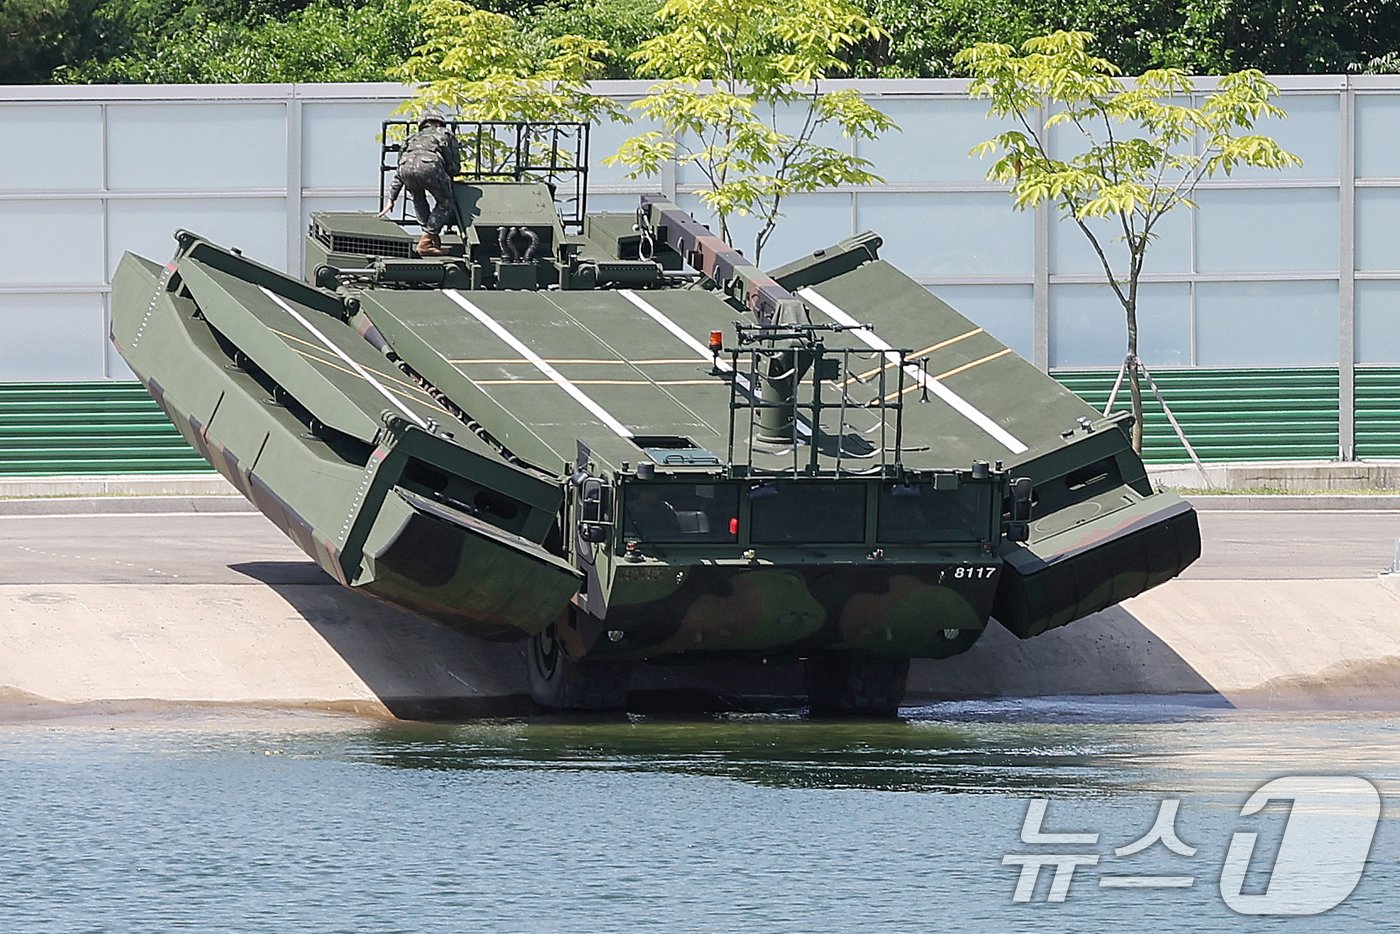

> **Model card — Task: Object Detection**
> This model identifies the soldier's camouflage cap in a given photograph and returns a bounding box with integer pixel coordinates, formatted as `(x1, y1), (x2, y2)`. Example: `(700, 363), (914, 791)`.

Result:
(418, 111), (449, 128)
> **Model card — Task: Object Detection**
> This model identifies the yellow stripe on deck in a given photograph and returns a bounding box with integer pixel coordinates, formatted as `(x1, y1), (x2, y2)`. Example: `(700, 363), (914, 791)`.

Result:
(842, 328), (985, 387)
(881, 348), (1016, 401)
(269, 327), (437, 401)
(289, 347), (447, 412)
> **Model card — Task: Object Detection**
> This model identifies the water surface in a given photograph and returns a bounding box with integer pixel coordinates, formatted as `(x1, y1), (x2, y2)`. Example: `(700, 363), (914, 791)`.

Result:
(4, 697), (1397, 931)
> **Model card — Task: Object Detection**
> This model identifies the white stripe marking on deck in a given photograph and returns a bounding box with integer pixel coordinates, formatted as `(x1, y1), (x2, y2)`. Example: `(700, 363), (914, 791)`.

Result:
(259, 286), (427, 429)
(617, 289), (812, 439)
(618, 289), (726, 364)
(444, 289), (634, 438)
(796, 287), (1028, 454)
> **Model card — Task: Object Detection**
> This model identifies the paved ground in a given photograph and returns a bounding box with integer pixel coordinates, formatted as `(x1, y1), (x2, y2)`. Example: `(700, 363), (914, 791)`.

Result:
(1, 507), (1396, 584)
(0, 512), (316, 585)
(1188, 508), (1399, 580)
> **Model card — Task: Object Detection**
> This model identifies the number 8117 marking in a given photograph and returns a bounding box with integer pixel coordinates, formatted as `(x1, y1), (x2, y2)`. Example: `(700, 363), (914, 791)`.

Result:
(953, 566), (998, 579)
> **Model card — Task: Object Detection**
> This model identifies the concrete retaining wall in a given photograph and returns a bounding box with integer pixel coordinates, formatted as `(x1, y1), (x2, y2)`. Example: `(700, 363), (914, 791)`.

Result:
(1151, 460), (1400, 492)
(3, 577), (1398, 718)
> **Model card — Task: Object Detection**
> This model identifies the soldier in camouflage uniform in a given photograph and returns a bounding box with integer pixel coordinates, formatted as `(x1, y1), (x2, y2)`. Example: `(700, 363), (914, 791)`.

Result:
(378, 111), (461, 257)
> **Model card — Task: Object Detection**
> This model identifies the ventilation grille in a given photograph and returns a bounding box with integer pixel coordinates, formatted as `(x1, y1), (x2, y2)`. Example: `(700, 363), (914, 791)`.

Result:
(311, 223), (413, 259)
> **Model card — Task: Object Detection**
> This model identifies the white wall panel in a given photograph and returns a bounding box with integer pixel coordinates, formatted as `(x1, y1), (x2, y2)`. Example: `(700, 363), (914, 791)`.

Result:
(1050, 208), (1191, 276)
(1355, 281), (1400, 364)
(0, 105), (103, 191)
(1195, 281), (1338, 365)
(1356, 95), (1400, 178)
(301, 100), (402, 190)
(856, 192), (1032, 276)
(108, 198), (287, 272)
(1224, 93), (1339, 180)
(107, 103), (287, 190)
(859, 98), (1015, 184)
(0, 200), (104, 286)
(1195, 188), (1338, 274)
(1050, 283), (1191, 368)
(0, 293), (105, 380)
(762, 195), (855, 267)
(1355, 188), (1400, 271)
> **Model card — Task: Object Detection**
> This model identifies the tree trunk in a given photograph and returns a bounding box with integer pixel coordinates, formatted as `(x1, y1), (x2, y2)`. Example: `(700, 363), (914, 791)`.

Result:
(1126, 298), (1144, 454)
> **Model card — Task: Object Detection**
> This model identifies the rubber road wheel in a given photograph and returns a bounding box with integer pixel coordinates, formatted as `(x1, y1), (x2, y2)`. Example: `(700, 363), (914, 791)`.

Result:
(804, 652), (910, 717)
(527, 623), (630, 712)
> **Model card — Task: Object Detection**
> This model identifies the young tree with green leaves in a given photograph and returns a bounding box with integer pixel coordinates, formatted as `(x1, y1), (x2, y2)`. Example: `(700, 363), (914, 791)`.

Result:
(394, 0), (621, 125)
(606, 0), (896, 263)
(956, 30), (1301, 454)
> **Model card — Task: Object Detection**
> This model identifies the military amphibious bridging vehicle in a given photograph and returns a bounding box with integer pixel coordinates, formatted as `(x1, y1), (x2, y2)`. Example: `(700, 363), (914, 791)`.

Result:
(110, 120), (1200, 714)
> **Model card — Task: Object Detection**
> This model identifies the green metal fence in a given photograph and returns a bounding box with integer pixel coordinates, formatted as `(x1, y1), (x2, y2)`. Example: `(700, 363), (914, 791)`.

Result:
(0, 382), (210, 476)
(1356, 368), (1400, 460)
(1052, 367), (1342, 464)
(0, 370), (1393, 475)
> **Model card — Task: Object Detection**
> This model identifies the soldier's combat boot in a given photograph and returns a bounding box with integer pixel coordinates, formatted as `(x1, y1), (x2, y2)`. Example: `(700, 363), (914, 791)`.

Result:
(417, 232), (445, 256)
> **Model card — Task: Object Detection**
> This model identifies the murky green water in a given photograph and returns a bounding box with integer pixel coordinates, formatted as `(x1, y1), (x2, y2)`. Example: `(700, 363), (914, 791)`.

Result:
(3, 697), (1398, 931)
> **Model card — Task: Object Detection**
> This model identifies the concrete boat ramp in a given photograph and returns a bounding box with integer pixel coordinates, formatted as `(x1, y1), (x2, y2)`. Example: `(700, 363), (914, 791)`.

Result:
(1, 501), (1397, 718)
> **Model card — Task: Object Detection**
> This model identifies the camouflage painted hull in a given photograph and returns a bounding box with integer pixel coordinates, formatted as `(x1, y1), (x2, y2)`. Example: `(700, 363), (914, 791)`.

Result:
(995, 494), (1202, 639)
(110, 240), (579, 642)
(585, 559), (1001, 659)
